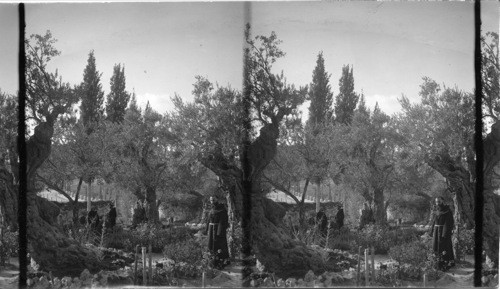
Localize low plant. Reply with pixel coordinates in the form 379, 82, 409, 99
389, 240, 428, 267
378, 238, 443, 285
283, 210, 326, 247
351, 224, 420, 254
327, 227, 353, 251
104, 225, 194, 253
67, 223, 100, 246
162, 238, 204, 264
456, 226, 474, 260
0, 228, 18, 265
227, 222, 243, 259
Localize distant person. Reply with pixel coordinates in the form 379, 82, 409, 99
132, 201, 145, 227
315, 207, 328, 236
335, 205, 345, 230
87, 207, 100, 230
359, 202, 375, 230
79, 212, 87, 226
429, 197, 455, 271
143, 199, 150, 223
56, 211, 65, 229
106, 203, 117, 229
205, 196, 230, 269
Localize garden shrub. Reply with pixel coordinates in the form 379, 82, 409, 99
162, 240, 218, 279
327, 227, 354, 252
104, 227, 137, 252
384, 239, 442, 283
456, 226, 474, 259
351, 225, 420, 254
105, 225, 194, 253
162, 238, 204, 264
389, 240, 428, 267
0, 229, 18, 265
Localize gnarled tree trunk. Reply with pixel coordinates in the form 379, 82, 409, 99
425, 137, 500, 265
249, 186, 325, 278
8, 117, 114, 276
483, 121, 500, 266
144, 186, 160, 223
0, 169, 18, 231
373, 187, 387, 225
203, 123, 326, 278
426, 149, 475, 264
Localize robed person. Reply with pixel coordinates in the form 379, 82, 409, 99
205, 197, 230, 269
429, 197, 455, 271
335, 205, 345, 230
132, 201, 146, 227
359, 202, 375, 230
315, 208, 328, 236
106, 202, 117, 229
87, 207, 100, 229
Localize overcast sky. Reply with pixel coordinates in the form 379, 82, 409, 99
0, 2, 498, 116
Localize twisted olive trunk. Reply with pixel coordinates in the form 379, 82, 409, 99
373, 187, 387, 225
5, 118, 112, 276
483, 121, 500, 266
203, 123, 326, 278
145, 186, 160, 223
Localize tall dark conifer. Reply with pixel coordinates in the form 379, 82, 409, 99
79, 50, 104, 131
308, 52, 333, 127
306, 52, 333, 212
125, 91, 142, 124
334, 65, 359, 125
106, 64, 130, 123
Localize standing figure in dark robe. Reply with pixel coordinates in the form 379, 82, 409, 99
205, 196, 230, 269
335, 205, 345, 230
106, 203, 117, 229
132, 201, 145, 228
87, 207, 100, 235
430, 197, 455, 271
87, 207, 99, 228
143, 199, 150, 223
359, 202, 374, 230
79, 212, 87, 226
315, 208, 328, 237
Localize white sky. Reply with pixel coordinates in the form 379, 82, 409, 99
0, 2, 498, 117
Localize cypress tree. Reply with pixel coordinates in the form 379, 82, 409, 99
307, 52, 334, 213
79, 50, 104, 131
308, 52, 333, 127
106, 64, 130, 123
334, 65, 359, 125
125, 91, 142, 124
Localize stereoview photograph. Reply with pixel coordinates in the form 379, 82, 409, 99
0, 1, 498, 288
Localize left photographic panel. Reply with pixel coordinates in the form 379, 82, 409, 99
15, 2, 246, 288
0, 3, 21, 289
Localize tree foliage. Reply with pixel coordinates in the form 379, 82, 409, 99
334, 65, 359, 125
480, 31, 500, 266
15, 31, 109, 275
106, 64, 130, 123
304, 52, 334, 196
397, 78, 475, 228
0, 91, 18, 228
112, 102, 181, 222
308, 52, 333, 126
79, 50, 104, 130
342, 103, 402, 223
481, 32, 500, 123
